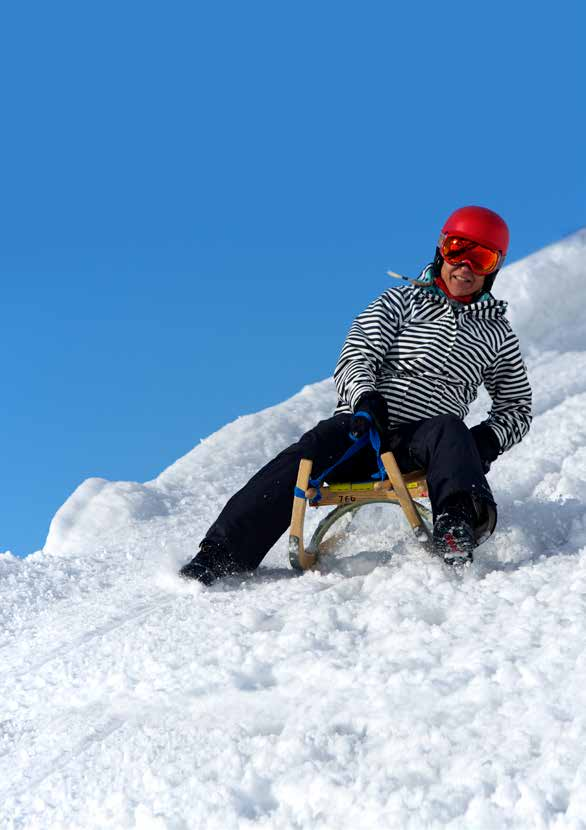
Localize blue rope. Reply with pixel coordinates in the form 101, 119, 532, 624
350, 413, 387, 480
367, 425, 388, 482
295, 412, 387, 504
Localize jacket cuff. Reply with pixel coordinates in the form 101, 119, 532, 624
349, 384, 377, 412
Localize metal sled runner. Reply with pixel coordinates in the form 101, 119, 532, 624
289, 451, 432, 571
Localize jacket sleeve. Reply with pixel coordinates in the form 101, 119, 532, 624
481, 329, 532, 453
334, 288, 408, 410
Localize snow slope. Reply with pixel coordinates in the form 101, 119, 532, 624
2, 230, 586, 829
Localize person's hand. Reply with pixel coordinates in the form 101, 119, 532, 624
470, 423, 500, 473
350, 391, 389, 450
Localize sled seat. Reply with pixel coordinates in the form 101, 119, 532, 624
289, 452, 430, 570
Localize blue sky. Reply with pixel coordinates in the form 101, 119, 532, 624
1, 1, 584, 557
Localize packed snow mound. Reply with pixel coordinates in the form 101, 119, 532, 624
44, 478, 171, 556
3, 228, 586, 829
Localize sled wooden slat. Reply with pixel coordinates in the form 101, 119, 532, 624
380, 451, 426, 537
288, 453, 430, 571
304, 482, 428, 506
288, 459, 317, 570
373, 468, 429, 490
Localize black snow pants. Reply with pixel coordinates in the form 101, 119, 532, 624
204, 413, 495, 572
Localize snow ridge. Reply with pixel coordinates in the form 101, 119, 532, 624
2, 231, 586, 829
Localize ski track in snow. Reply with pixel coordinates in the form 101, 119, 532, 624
2, 231, 586, 829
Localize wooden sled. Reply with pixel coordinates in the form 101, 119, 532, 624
289, 451, 432, 570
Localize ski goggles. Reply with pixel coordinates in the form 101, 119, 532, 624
439, 234, 503, 276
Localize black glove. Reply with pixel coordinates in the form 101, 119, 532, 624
350, 391, 390, 451
470, 423, 500, 473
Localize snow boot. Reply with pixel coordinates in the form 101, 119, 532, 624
179, 539, 238, 585
433, 495, 476, 568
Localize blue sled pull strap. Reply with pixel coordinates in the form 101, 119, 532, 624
350, 411, 386, 481
367, 423, 388, 482
307, 433, 369, 504
298, 412, 387, 505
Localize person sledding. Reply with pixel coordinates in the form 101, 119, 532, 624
180, 206, 532, 584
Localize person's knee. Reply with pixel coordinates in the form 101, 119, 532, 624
280, 419, 328, 459
297, 415, 350, 457
295, 424, 323, 457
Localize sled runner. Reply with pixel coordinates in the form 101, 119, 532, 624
289, 451, 432, 571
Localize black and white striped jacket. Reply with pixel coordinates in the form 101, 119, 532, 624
334, 276, 532, 453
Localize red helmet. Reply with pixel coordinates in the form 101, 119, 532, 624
441, 206, 509, 257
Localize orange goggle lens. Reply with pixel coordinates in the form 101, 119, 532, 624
440, 235, 501, 276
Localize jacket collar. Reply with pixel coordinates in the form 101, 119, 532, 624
414, 264, 508, 315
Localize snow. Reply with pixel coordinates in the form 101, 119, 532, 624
2, 231, 586, 829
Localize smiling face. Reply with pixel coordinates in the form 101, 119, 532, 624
440, 259, 487, 297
